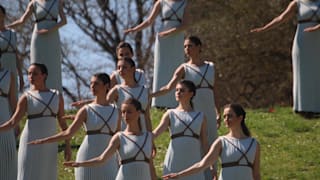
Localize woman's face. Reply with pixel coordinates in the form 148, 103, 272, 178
121, 103, 140, 124
175, 83, 193, 102
223, 107, 241, 128
184, 39, 200, 57
27, 65, 46, 85
90, 76, 107, 96
117, 60, 134, 78
117, 47, 133, 59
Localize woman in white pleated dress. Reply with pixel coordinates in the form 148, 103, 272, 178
107, 57, 152, 132
7, 0, 67, 91
152, 36, 220, 147
29, 73, 120, 180
0, 60, 17, 180
153, 80, 210, 180
0, 5, 24, 96
0, 63, 71, 180
124, 0, 189, 108
251, 0, 320, 117
64, 98, 157, 180
163, 103, 261, 180
72, 57, 151, 132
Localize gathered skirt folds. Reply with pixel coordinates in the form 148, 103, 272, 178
152, 33, 185, 108
30, 27, 62, 91
292, 23, 320, 113
75, 135, 118, 180
17, 117, 58, 180
0, 96, 17, 180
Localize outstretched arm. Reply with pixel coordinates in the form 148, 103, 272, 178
106, 86, 119, 103
152, 111, 170, 138
151, 64, 185, 97
250, 0, 297, 33
6, 1, 34, 29
163, 138, 222, 179
124, 1, 161, 34
28, 106, 87, 145
304, 24, 320, 32
64, 132, 120, 167
0, 95, 27, 132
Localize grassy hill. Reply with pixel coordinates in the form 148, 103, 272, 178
57, 106, 320, 179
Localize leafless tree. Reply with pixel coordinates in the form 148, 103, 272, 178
64, 0, 156, 69
4, 0, 156, 103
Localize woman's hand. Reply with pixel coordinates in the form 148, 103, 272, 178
304, 24, 320, 32
62, 114, 76, 121
63, 161, 80, 167
27, 139, 45, 145
124, 28, 135, 35
250, 27, 266, 33
70, 100, 86, 108
37, 28, 49, 34
158, 31, 170, 37
162, 173, 180, 179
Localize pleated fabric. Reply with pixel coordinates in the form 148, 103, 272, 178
17, 90, 59, 180
75, 104, 119, 180
0, 69, 17, 180
30, 0, 62, 91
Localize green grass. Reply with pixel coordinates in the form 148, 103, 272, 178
57, 106, 320, 179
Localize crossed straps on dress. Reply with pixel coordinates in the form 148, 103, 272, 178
161, 0, 186, 23
120, 132, 150, 165
27, 90, 58, 119
0, 31, 16, 58
170, 111, 201, 140
298, 1, 320, 24
184, 63, 213, 89
86, 104, 116, 136
221, 137, 255, 169
33, 0, 58, 23
0, 70, 9, 98
119, 86, 146, 111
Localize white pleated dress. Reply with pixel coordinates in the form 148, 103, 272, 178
292, 0, 320, 113
115, 84, 149, 131
75, 104, 119, 180
0, 69, 17, 180
0, 29, 18, 97
163, 109, 205, 180
18, 89, 60, 180
116, 132, 153, 180
152, 0, 187, 108
31, 0, 62, 91
219, 136, 257, 180
184, 62, 217, 145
